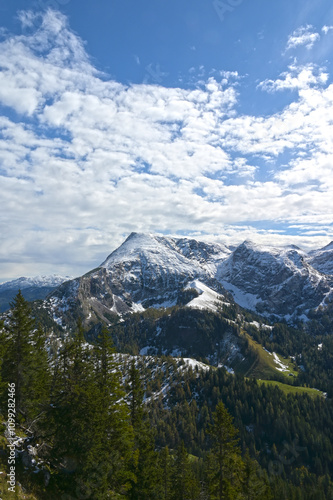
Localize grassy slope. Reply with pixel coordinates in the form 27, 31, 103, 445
230, 331, 324, 398
240, 331, 297, 379
256, 379, 325, 398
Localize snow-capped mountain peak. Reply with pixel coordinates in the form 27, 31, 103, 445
0, 274, 72, 291
0, 274, 73, 313
307, 241, 333, 275
41, 233, 333, 328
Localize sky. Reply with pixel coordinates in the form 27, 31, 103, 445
1, 0, 333, 280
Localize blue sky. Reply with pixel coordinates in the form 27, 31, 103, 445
1, 0, 333, 279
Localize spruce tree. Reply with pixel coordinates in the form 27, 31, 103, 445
91, 325, 134, 497
206, 400, 244, 500
171, 441, 200, 500
47, 323, 91, 465
25, 323, 51, 426
4, 291, 34, 415
157, 446, 173, 500
127, 359, 158, 499
47, 322, 134, 498
242, 451, 272, 500
46, 321, 102, 496
1, 291, 47, 423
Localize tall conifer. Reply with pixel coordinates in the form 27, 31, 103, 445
47, 322, 134, 498
206, 400, 244, 499
2, 291, 49, 424
171, 441, 200, 500
4, 291, 35, 416
91, 325, 134, 497
127, 359, 158, 499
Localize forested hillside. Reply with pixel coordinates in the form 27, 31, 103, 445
1, 292, 333, 499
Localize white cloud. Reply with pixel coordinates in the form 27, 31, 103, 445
322, 25, 333, 35
276, 153, 333, 189
258, 64, 328, 93
285, 25, 320, 51
1, 10, 333, 278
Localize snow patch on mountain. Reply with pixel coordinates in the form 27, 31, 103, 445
185, 280, 229, 312
273, 352, 289, 372
220, 281, 260, 310
180, 358, 211, 372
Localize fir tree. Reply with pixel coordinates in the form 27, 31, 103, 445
171, 441, 200, 500
242, 451, 272, 500
91, 325, 134, 497
25, 323, 51, 426
1, 291, 46, 422
206, 400, 244, 500
127, 359, 158, 499
157, 446, 173, 500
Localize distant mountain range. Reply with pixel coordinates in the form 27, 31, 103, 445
0, 275, 72, 312
31, 232, 333, 329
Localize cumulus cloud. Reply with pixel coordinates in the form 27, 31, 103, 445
1, 10, 333, 278
285, 25, 320, 51
258, 64, 328, 93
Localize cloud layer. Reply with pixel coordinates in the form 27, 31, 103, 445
1, 10, 333, 278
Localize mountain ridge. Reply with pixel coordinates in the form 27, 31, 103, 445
36, 233, 333, 329
0, 274, 72, 313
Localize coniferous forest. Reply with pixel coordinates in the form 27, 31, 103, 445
1, 291, 333, 499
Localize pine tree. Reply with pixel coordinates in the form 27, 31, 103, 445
171, 441, 200, 500
206, 400, 244, 500
47, 322, 134, 498
157, 446, 173, 500
242, 451, 272, 500
127, 359, 158, 499
91, 325, 134, 497
25, 323, 51, 426
1, 291, 47, 423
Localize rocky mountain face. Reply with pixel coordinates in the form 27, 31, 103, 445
45, 233, 230, 328
217, 241, 333, 319
307, 242, 333, 275
40, 233, 333, 328
0, 275, 72, 312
